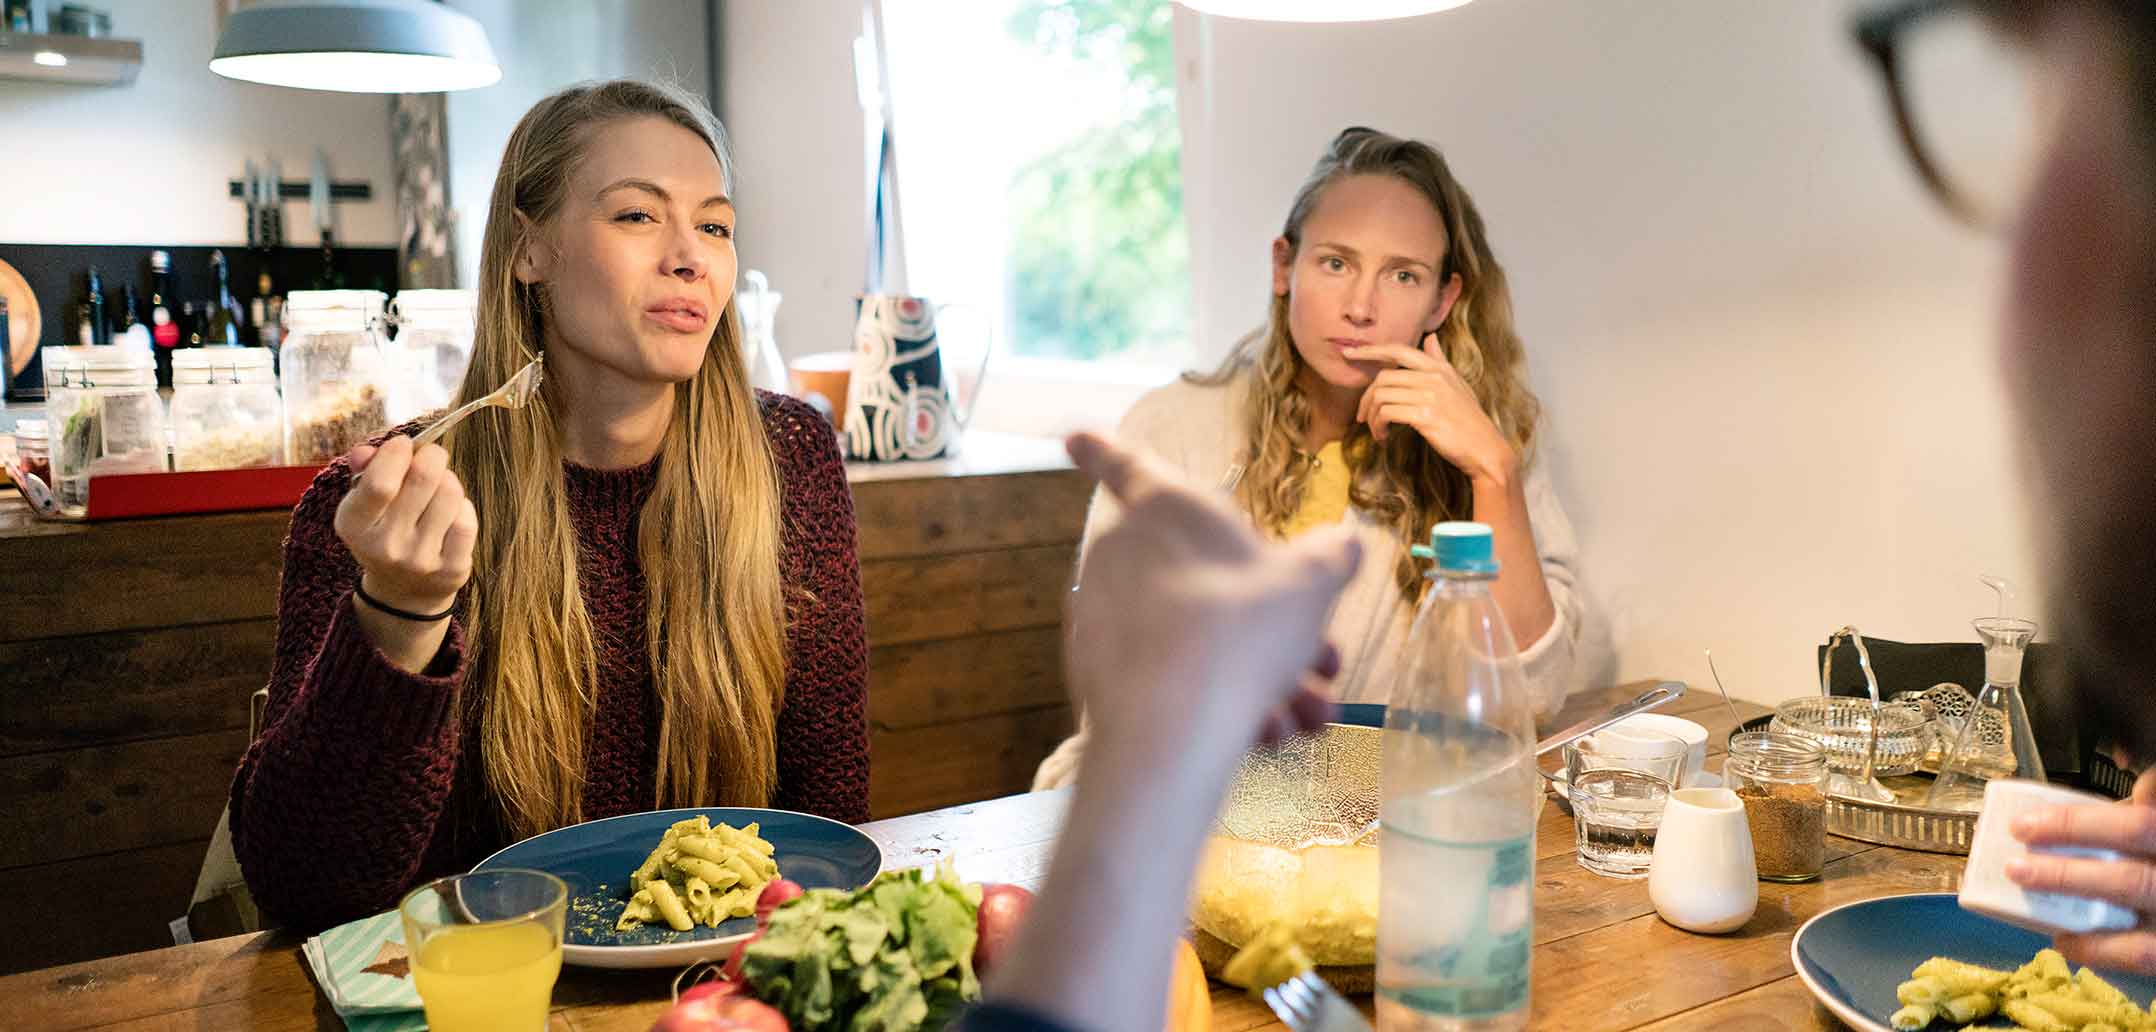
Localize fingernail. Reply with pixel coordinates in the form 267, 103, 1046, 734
2012, 814, 2039, 837
2006, 858, 2033, 882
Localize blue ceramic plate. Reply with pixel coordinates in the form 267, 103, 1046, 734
473, 806, 883, 969
1792, 893, 2156, 1030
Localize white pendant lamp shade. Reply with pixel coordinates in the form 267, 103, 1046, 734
211, 0, 501, 94
1176, 0, 1475, 21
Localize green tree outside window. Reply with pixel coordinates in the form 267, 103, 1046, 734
1006, 0, 1190, 362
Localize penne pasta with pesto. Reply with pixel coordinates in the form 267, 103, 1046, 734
614, 816, 780, 932
1889, 950, 2156, 1031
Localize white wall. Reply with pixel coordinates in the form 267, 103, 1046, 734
0, 0, 398, 246
1177, 0, 2043, 700
705, 1, 2048, 703
719, 0, 870, 361
443, 0, 711, 289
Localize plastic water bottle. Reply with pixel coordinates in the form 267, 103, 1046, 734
1378, 521, 1538, 1032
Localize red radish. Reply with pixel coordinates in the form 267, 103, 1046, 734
755, 879, 803, 926
972, 883, 1035, 978
649, 993, 789, 1032
677, 978, 743, 1006
724, 926, 765, 983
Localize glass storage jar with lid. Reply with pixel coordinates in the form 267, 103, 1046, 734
171, 347, 284, 471
386, 289, 478, 418
41, 345, 167, 516
13, 417, 51, 488
281, 290, 393, 465
1726, 731, 1831, 882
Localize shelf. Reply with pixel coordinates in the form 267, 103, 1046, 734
0, 30, 141, 86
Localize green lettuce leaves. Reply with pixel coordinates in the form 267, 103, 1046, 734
740, 863, 984, 1031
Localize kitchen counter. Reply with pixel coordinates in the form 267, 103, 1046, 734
0, 429, 1090, 974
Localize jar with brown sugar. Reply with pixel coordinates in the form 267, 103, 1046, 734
1727, 731, 1829, 882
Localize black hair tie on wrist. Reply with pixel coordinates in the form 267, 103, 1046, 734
354, 582, 456, 623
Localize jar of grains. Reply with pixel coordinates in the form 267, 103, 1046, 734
1726, 731, 1830, 883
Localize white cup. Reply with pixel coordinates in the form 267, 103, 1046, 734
1961, 779, 2138, 935
1649, 787, 1758, 934
1607, 714, 1711, 785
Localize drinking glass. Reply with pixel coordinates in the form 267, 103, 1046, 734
399, 869, 568, 1032
1568, 728, 1688, 879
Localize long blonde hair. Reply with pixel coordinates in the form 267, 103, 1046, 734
1197, 126, 1540, 597
443, 80, 788, 840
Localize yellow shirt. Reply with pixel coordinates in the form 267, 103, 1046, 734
1281, 440, 1352, 537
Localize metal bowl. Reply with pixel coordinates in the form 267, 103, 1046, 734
1769, 697, 1931, 777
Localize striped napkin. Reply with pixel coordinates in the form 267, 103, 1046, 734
301, 909, 429, 1032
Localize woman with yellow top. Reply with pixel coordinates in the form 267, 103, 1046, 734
1034, 126, 1585, 789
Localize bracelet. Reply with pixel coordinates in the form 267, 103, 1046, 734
354, 582, 456, 623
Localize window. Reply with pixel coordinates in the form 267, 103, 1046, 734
880, 0, 1190, 367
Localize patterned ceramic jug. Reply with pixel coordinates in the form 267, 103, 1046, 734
842, 294, 990, 461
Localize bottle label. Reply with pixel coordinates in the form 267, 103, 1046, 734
152, 309, 179, 348
1380, 832, 1533, 1020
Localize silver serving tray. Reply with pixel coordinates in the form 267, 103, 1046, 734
1735, 715, 1976, 855
1825, 775, 1976, 855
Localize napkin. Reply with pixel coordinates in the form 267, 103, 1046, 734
301, 908, 430, 1032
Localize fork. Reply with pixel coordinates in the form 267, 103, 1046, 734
350, 354, 543, 483
1263, 971, 1373, 1032
410, 353, 545, 448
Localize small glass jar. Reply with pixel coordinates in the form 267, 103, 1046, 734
386, 289, 478, 419
1726, 731, 1830, 883
281, 291, 393, 465
14, 418, 51, 488
41, 345, 167, 516
171, 348, 284, 472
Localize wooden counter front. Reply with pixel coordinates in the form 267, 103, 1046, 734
0, 432, 1087, 974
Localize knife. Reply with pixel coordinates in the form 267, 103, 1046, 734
1535, 680, 1687, 757
310, 149, 331, 240
265, 156, 284, 248
244, 158, 259, 248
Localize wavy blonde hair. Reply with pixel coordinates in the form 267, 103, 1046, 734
442, 80, 787, 840
1196, 127, 1541, 597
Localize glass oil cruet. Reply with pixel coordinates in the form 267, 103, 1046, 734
1925, 576, 2046, 813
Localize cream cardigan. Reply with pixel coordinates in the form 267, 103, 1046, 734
1031, 368, 1587, 790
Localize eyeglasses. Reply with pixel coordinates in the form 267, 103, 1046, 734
1851, 0, 2049, 230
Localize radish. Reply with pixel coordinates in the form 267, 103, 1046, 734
724, 926, 765, 984
973, 883, 1035, 979
755, 879, 803, 927
649, 992, 789, 1032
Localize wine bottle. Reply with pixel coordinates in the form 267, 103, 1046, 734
252, 270, 284, 355
0, 294, 11, 400
147, 250, 180, 388
207, 250, 244, 347
84, 267, 111, 347
116, 285, 153, 357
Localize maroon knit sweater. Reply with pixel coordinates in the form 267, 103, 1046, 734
230, 392, 869, 933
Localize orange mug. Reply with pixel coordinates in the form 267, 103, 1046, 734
787, 351, 853, 427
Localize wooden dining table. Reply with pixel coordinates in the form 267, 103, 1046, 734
0, 685, 1958, 1031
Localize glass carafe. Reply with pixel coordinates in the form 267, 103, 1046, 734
1925, 617, 2045, 812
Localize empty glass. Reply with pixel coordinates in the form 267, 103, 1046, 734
1568, 728, 1688, 880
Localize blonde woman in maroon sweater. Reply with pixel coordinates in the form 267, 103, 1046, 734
230, 80, 869, 932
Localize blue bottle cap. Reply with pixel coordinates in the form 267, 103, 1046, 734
1409, 521, 1499, 575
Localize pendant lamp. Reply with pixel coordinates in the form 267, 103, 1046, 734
211, 0, 500, 94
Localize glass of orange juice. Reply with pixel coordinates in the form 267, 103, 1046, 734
398, 869, 568, 1032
